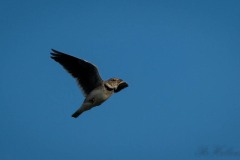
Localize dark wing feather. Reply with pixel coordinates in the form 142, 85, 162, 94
50, 49, 103, 96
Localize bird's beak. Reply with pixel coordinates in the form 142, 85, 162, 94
114, 81, 128, 93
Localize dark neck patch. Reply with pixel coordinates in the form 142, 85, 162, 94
104, 84, 114, 91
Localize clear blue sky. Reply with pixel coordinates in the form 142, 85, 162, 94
1, 0, 240, 160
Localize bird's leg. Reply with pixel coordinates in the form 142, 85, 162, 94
89, 98, 95, 104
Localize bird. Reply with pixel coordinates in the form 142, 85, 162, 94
50, 49, 128, 118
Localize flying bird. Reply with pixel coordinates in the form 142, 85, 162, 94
50, 49, 128, 118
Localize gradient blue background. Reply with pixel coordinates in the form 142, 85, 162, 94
1, 0, 240, 159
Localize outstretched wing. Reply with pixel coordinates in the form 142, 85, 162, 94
51, 49, 103, 96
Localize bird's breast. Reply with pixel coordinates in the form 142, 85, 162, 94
88, 88, 113, 105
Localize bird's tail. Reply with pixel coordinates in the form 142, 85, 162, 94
72, 109, 84, 118
71, 104, 92, 118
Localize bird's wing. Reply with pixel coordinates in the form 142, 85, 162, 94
51, 49, 103, 96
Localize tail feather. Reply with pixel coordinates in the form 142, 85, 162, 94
72, 109, 84, 118
72, 103, 94, 118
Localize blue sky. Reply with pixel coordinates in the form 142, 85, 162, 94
1, 0, 240, 159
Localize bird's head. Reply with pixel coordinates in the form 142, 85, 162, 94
104, 78, 128, 93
